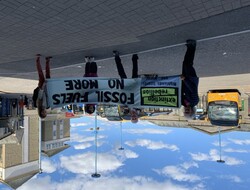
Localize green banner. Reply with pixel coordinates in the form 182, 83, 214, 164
140, 75, 181, 108
141, 87, 178, 107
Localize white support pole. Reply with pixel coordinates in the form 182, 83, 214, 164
39, 117, 43, 173
92, 105, 101, 178
217, 126, 225, 163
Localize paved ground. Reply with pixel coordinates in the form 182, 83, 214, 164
0, 1, 250, 95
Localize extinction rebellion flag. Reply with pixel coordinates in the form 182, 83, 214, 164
140, 75, 181, 107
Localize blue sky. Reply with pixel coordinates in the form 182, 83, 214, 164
1, 116, 250, 190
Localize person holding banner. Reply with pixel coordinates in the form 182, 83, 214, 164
181, 39, 199, 118
84, 56, 98, 114
84, 56, 98, 77
113, 51, 140, 123
113, 51, 138, 79
32, 54, 52, 119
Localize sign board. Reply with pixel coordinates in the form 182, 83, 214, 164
141, 75, 181, 108
46, 77, 141, 109
46, 76, 181, 109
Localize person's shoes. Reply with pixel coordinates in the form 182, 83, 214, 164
36, 54, 41, 62
46, 56, 52, 60
85, 56, 90, 63
113, 50, 120, 57
89, 56, 95, 62
186, 39, 196, 48
132, 54, 138, 61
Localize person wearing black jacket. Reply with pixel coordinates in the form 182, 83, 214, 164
181, 39, 199, 118
113, 51, 140, 123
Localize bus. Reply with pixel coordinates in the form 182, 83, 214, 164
207, 89, 241, 126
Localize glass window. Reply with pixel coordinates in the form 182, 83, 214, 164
208, 101, 238, 121
53, 125, 57, 139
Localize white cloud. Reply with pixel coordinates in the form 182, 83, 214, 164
123, 149, 138, 158
19, 175, 197, 190
41, 158, 57, 173
212, 140, 229, 147
70, 122, 88, 127
97, 140, 106, 147
229, 138, 250, 145
69, 133, 91, 143
180, 162, 199, 170
219, 175, 242, 183
189, 149, 245, 166
113, 147, 139, 159
155, 165, 201, 183
223, 148, 249, 153
74, 142, 92, 150
125, 139, 179, 151
18, 176, 57, 190
125, 128, 172, 135
222, 156, 245, 165
60, 152, 123, 174
189, 152, 210, 161
70, 133, 106, 143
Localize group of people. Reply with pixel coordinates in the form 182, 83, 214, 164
33, 39, 199, 122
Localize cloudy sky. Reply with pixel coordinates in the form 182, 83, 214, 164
1, 116, 250, 190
